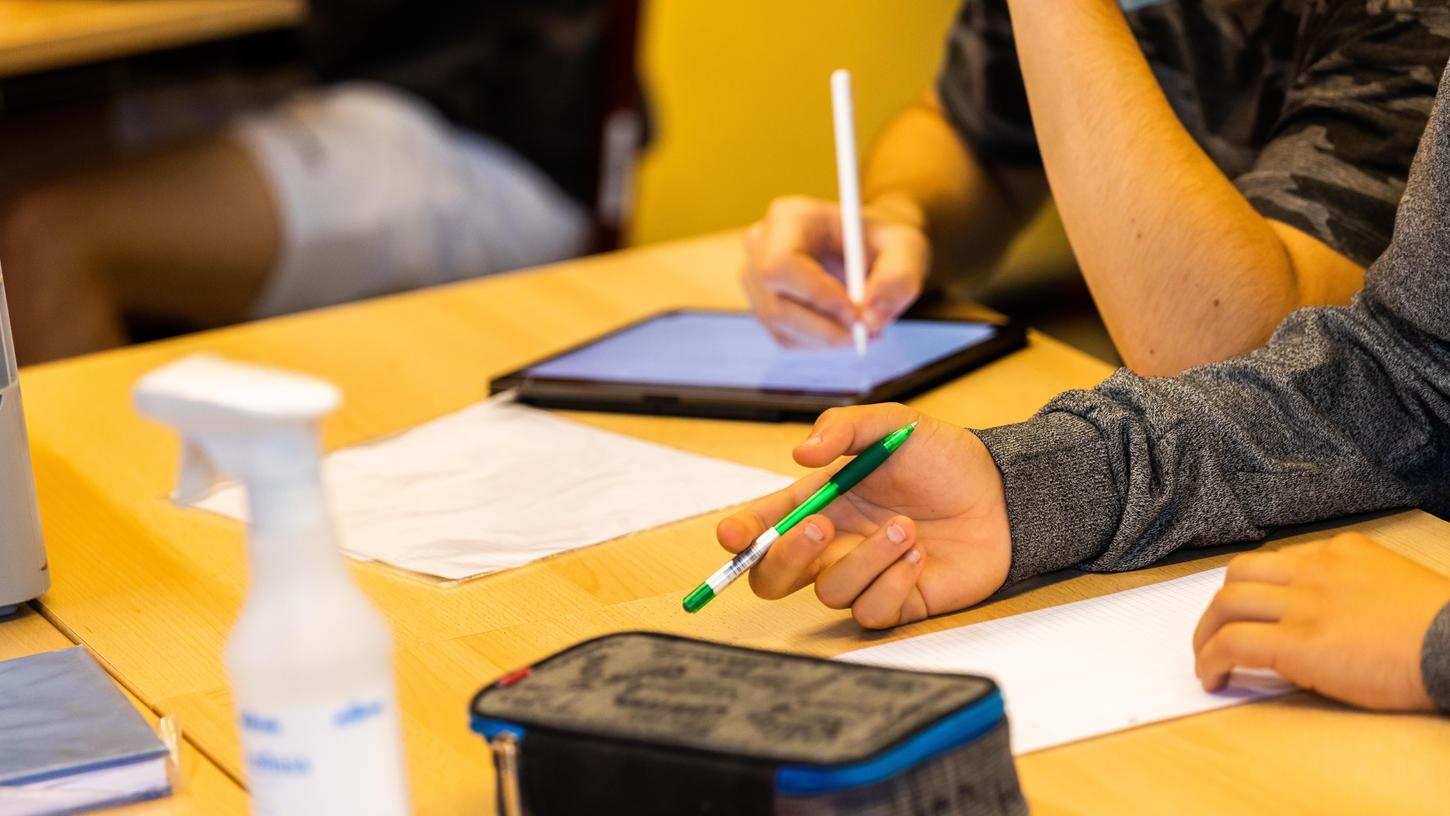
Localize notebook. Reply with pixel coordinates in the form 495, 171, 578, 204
838, 567, 1294, 755
0, 647, 171, 816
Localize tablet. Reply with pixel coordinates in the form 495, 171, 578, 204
490, 310, 1025, 421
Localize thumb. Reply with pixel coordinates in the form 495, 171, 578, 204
794, 403, 921, 468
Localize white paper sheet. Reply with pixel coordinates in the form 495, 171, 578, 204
838, 568, 1294, 755
194, 397, 792, 580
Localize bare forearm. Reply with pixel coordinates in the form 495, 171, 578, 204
1005, 0, 1362, 374
862, 91, 1046, 291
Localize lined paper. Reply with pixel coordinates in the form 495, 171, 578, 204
838, 568, 1293, 754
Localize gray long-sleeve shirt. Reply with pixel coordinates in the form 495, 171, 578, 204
974, 63, 1450, 713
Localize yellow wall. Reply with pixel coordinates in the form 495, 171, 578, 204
627, 0, 962, 246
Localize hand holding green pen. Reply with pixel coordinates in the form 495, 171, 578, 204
700, 403, 1014, 629
684, 420, 917, 613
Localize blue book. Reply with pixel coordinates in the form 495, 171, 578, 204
0, 646, 171, 815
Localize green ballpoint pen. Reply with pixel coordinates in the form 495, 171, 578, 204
682, 421, 917, 613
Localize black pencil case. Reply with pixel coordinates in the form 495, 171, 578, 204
469, 631, 1026, 815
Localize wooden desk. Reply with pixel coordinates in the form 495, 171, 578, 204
0, 605, 247, 814
16, 232, 1450, 813
0, 0, 303, 78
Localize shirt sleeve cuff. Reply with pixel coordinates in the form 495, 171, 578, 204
972, 412, 1120, 584
1420, 600, 1450, 713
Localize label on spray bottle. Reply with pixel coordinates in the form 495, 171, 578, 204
240, 683, 410, 815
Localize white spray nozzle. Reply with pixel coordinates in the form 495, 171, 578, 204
134, 354, 341, 504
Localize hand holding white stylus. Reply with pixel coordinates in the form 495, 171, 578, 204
831, 69, 870, 356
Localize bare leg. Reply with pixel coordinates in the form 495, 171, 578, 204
0, 136, 280, 364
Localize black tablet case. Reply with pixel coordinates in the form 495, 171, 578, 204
490, 310, 1027, 422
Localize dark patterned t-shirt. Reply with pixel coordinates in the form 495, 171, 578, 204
938, 0, 1450, 266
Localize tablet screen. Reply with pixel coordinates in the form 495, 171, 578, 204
525, 312, 999, 395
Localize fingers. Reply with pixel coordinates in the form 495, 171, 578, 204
755, 197, 842, 261
749, 513, 835, 600
1224, 550, 1298, 586
742, 195, 935, 345
741, 253, 852, 349
743, 198, 856, 336
852, 547, 928, 629
757, 252, 855, 327
716, 472, 831, 553
794, 403, 921, 468
1194, 554, 1297, 675
1192, 582, 1290, 653
1195, 621, 1289, 692
743, 222, 764, 256
766, 296, 854, 349
815, 517, 916, 609
861, 225, 929, 333
742, 264, 803, 347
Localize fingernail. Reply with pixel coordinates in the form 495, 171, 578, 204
887, 522, 906, 545
863, 306, 883, 330
801, 434, 822, 447
803, 522, 825, 543
905, 547, 923, 564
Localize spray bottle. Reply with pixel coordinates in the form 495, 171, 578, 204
135, 355, 410, 816
0, 266, 48, 618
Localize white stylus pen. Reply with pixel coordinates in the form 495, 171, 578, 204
831, 68, 870, 356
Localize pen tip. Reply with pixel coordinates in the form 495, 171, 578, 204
908, 421, 919, 429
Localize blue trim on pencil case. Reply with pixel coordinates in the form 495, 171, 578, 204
773, 691, 1006, 795
470, 718, 526, 741
471, 691, 1005, 796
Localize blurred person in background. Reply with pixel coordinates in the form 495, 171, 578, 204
0, 0, 643, 364
741, 1, 1450, 375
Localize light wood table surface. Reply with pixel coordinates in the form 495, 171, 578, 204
0, 605, 247, 814
17, 232, 1450, 813
0, 0, 303, 78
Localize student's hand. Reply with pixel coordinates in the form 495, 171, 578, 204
741, 196, 931, 348
1194, 533, 1450, 711
715, 403, 1011, 628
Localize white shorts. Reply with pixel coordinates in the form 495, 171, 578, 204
231, 83, 591, 319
